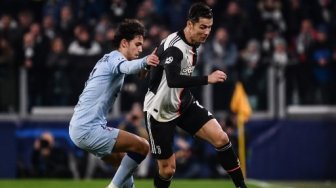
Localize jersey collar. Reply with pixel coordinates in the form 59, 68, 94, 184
177, 30, 200, 48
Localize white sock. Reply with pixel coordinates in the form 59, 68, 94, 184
122, 176, 135, 188
109, 155, 138, 188
106, 183, 118, 188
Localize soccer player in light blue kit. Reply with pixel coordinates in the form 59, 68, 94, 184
69, 19, 159, 188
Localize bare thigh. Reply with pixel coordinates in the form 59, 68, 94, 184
195, 119, 229, 148
112, 129, 149, 155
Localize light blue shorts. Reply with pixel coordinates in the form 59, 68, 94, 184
69, 124, 120, 158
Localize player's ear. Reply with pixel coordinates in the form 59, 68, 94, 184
187, 20, 193, 30
120, 39, 129, 48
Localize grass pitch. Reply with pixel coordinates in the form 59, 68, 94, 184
0, 179, 335, 188
0, 179, 253, 188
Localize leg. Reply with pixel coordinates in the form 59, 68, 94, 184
144, 112, 176, 188
195, 119, 229, 147
122, 176, 134, 188
195, 119, 247, 188
112, 130, 149, 155
154, 155, 176, 188
102, 152, 125, 167
136, 154, 150, 178
105, 130, 149, 188
176, 101, 245, 187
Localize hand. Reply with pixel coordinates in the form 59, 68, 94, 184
207, 70, 227, 84
146, 48, 159, 67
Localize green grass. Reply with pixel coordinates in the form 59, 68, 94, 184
0, 179, 335, 188
260, 180, 336, 188
0, 179, 254, 188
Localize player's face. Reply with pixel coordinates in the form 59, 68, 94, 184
189, 18, 213, 45
125, 35, 144, 60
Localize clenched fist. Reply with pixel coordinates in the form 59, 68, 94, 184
207, 70, 227, 84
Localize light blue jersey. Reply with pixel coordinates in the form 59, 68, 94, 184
69, 50, 147, 157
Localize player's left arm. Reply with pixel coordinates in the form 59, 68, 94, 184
117, 57, 147, 74
118, 48, 159, 75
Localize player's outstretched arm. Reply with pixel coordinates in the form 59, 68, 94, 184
119, 48, 159, 75
207, 70, 227, 84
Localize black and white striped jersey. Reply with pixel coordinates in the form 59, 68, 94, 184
144, 30, 208, 122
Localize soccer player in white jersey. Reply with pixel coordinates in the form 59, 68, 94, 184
143, 3, 247, 188
69, 19, 159, 188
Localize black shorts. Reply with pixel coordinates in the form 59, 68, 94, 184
145, 100, 214, 159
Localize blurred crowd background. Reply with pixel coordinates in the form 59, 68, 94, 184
1, 0, 336, 180
1, 0, 336, 113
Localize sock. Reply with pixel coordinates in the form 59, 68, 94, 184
122, 176, 135, 188
216, 142, 247, 188
154, 173, 171, 188
107, 177, 135, 188
106, 183, 118, 188
127, 151, 146, 164
109, 153, 145, 188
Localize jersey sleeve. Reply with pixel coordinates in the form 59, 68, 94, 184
164, 47, 208, 88
117, 57, 147, 74
108, 53, 147, 74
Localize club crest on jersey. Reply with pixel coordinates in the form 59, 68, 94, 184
165, 56, 173, 64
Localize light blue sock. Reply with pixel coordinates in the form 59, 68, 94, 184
122, 176, 135, 188
110, 155, 138, 188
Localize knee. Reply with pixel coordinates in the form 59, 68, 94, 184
160, 163, 176, 178
212, 132, 230, 148
139, 137, 150, 156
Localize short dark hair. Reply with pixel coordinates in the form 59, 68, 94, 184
113, 19, 145, 48
188, 3, 213, 23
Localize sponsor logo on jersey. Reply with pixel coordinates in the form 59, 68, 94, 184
186, 55, 193, 65
165, 56, 173, 64
181, 66, 194, 75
